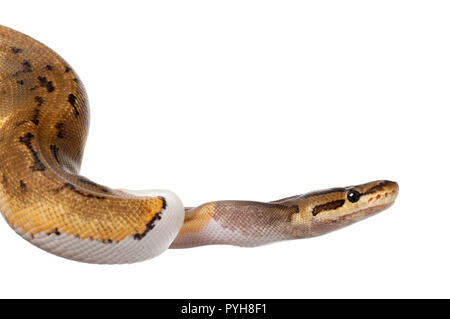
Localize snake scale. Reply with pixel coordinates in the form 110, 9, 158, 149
0, 25, 398, 264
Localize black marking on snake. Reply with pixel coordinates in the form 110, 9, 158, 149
13, 60, 32, 77
65, 66, 72, 73
22, 60, 32, 72
73, 78, 79, 83
312, 200, 345, 216
34, 96, 44, 107
78, 178, 109, 193
55, 122, 65, 139
46, 65, 53, 71
31, 108, 40, 125
54, 182, 106, 200
48, 228, 61, 236
67, 93, 79, 116
17, 80, 24, 85
10, 47, 22, 54
302, 188, 346, 200
37, 76, 55, 93
15, 120, 27, 128
50, 145, 60, 164
31, 97, 44, 125
19, 180, 27, 191
134, 196, 166, 240
160, 196, 167, 210
362, 181, 389, 195
18, 133, 46, 171
1, 174, 7, 188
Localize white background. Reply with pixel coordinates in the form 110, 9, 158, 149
0, 1, 449, 298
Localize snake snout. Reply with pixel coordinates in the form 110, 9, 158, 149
363, 180, 399, 205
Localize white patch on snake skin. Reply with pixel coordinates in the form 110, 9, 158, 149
170, 216, 281, 249
15, 190, 184, 264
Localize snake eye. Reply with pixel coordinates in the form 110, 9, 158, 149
347, 190, 360, 203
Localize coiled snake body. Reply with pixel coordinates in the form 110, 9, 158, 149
0, 26, 398, 264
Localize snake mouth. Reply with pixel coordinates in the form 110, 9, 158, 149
304, 200, 397, 239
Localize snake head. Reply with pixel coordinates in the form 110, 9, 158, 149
289, 180, 399, 237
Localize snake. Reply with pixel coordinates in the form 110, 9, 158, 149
0, 25, 399, 264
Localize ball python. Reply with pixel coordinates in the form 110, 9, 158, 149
0, 25, 399, 264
